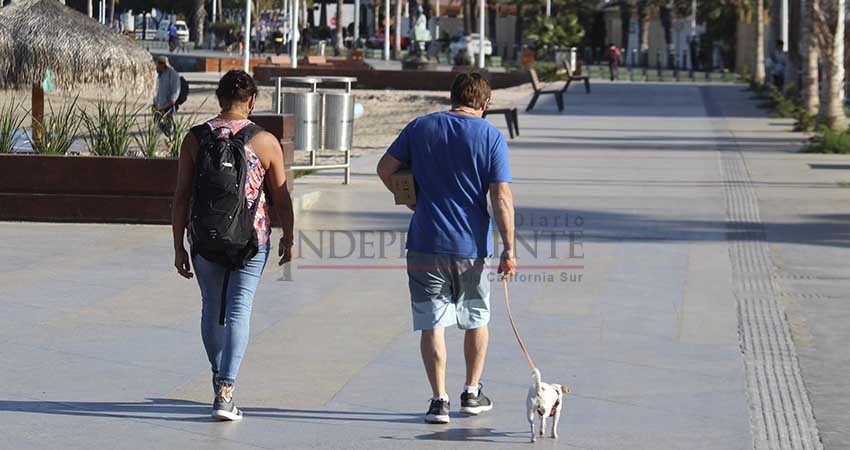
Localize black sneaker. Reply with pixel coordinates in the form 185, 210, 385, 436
424, 398, 450, 424
212, 383, 243, 421
460, 384, 493, 414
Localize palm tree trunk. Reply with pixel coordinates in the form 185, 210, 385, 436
193, 0, 206, 47
464, 0, 472, 35
637, 0, 650, 65
336, 0, 345, 54
87, 0, 93, 18
820, 0, 847, 130
801, 0, 819, 114
394, 0, 403, 58
108, 0, 116, 27
619, 0, 631, 51
753, 0, 766, 83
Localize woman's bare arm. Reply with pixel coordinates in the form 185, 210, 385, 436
256, 132, 295, 265
172, 133, 197, 278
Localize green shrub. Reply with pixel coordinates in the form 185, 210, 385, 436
26, 97, 82, 155
0, 99, 25, 154
804, 126, 850, 154
80, 98, 142, 157
534, 61, 561, 82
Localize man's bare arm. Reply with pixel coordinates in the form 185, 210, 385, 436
489, 182, 516, 277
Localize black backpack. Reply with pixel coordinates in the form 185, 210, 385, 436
189, 123, 264, 324
176, 76, 190, 107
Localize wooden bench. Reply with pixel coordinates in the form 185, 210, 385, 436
306, 55, 330, 65
526, 68, 565, 112
561, 60, 591, 94
483, 107, 519, 139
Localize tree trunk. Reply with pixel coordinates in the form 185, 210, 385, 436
514, 0, 522, 57
820, 0, 847, 130
753, 0, 766, 83
335, 0, 345, 54
394, 0, 403, 58
619, 0, 631, 51
660, 5, 673, 68
108, 0, 116, 27
87, 0, 93, 18
637, 0, 650, 53
464, 0, 472, 35
193, 0, 206, 47
801, 0, 819, 114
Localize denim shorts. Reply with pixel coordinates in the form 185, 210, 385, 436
406, 250, 491, 331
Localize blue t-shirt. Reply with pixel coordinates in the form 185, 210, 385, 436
387, 111, 511, 259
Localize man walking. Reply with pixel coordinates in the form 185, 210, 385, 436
604, 43, 622, 81
376, 73, 517, 424
153, 56, 181, 137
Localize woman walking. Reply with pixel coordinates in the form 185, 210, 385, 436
172, 70, 295, 421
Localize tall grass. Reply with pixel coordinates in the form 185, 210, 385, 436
0, 99, 25, 154
26, 97, 82, 155
80, 98, 142, 157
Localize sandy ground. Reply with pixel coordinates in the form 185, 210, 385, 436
0, 82, 531, 163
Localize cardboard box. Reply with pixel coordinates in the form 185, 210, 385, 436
390, 169, 417, 206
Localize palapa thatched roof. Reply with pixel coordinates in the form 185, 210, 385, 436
0, 0, 154, 93
0, 22, 12, 86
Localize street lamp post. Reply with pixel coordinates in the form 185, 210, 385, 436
384, 0, 390, 60
243, 0, 251, 72
290, 0, 299, 68
478, 0, 485, 68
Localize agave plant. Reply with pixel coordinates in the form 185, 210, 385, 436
167, 99, 208, 158
80, 97, 142, 157
134, 109, 164, 157
26, 96, 82, 155
0, 99, 26, 154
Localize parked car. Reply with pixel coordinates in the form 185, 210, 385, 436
449, 34, 492, 60
155, 20, 189, 43
366, 32, 410, 50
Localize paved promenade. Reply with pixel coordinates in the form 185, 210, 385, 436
2, 82, 848, 450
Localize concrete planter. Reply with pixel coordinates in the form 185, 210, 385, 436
0, 114, 295, 224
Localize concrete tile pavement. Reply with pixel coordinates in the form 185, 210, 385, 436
3, 81, 841, 449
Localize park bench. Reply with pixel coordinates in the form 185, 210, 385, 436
561, 60, 591, 94
526, 68, 565, 112
483, 107, 519, 139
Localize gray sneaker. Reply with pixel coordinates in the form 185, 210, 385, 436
424, 398, 450, 424
212, 383, 243, 421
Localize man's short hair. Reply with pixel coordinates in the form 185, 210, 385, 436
156, 56, 170, 67
451, 72, 491, 110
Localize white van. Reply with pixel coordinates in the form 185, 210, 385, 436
156, 20, 189, 43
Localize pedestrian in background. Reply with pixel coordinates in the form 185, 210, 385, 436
153, 56, 180, 136
604, 43, 623, 82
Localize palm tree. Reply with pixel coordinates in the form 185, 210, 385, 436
335, 0, 344, 54
394, 0, 402, 58
753, 0, 765, 83
192, 0, 206, 47
801, 0, 819, 115
637, 0, 651, 64
818, 0, 848, 130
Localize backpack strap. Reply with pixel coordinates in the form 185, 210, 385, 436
189, 123, 214, 148
230, 123, 264, 148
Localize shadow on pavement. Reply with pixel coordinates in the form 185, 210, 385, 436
0, 398, 423, 424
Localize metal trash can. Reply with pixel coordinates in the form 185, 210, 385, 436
276, 77, 322, 151
318, 77, 357, 151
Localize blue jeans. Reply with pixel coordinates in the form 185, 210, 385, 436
193, 244, 269, 388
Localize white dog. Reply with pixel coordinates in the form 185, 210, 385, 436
526, 368, 569, 443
